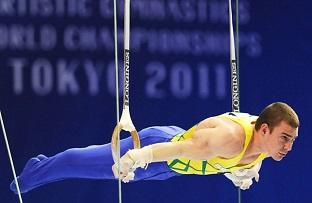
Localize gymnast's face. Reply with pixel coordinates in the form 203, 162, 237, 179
263, 121, 298, 161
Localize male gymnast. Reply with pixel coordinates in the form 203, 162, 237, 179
10, 102, 299, 193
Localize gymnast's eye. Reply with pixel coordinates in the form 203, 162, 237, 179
280, 136, 289, 143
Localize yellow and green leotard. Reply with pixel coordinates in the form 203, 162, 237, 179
167, 112, 268, 175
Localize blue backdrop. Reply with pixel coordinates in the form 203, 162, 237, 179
1, 0, 311, 202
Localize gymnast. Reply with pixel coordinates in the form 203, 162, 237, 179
10, 102, 299, 193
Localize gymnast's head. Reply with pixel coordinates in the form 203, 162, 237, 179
255, 102, 299, 161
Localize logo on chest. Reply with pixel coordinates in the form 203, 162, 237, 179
214, 163, 229, 172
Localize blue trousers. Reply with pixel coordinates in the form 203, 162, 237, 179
10, 126, 184, 193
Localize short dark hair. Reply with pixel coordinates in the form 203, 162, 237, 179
255, 102, 299, 132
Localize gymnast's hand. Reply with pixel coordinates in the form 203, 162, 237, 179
112, 146, 153, 183
112, 152, 136, 183
224, 162, 262, 190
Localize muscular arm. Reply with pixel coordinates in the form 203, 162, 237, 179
148, 117, 243, 162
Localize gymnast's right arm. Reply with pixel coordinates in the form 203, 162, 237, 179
113, 119, 239, 181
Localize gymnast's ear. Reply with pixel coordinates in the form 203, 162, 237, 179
259, 123, 270, 136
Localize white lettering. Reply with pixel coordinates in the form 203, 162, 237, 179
170, 63, 192, 98
0, 0, 92, 17
9, 58, 27, 95
145, 61, 166, 98
0, 24, 57, 50
57, 59, 79, 95
40, 25, 57, 50
84, 60, 103, 95
198, 63, 210, 98
145, 61, 226, 99
32, 58, 53, 95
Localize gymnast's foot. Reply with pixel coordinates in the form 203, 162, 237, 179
10, 154, 48, 194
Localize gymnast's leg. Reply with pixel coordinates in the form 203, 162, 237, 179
10, 126, 183, 194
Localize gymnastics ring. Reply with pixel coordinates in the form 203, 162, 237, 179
111, 123, 141, 164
